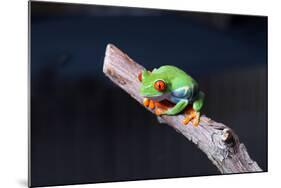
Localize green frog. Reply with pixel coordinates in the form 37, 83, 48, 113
138, 65, 205, 126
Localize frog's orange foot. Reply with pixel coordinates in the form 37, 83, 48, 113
182, 107, 200, 127
182, 116, 192, 125
192, 112, 200, 127
155, 107, 167, 116
143, 98, 155, 110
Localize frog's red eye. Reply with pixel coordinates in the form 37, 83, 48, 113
138, 72, 142, 82
154, 80, 166, 91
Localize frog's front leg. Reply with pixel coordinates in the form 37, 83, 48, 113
161, 99, 188, 115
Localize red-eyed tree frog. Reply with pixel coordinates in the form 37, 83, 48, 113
138, 65, 205, 126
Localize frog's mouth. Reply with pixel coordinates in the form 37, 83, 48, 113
144, 92, 170, 102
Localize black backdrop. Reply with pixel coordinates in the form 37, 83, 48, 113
30, 2, 267, 187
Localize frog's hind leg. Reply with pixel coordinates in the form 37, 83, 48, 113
193, 91, 204, 112
191, 91, 205, 126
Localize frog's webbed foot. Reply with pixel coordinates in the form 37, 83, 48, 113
182, 106, 200, 127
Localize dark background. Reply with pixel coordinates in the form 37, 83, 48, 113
30, 1, 268, 187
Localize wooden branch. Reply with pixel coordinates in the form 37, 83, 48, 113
103, 44, 262, 174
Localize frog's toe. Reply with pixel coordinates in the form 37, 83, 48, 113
143, 98, 150, 107
155, 107, 166, 116
192, 112, 200, 127
148, 100, 155, 109
182, 116, 192, 125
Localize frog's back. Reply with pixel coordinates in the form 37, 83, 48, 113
153, 65, 197, 89
153, 65, 192, 80
153, 65, 182, 74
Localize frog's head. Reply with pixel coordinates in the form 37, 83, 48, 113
138, 69, 171, 101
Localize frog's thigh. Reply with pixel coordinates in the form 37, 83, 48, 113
193, 91, 205, 112
165, 100, 188, 115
